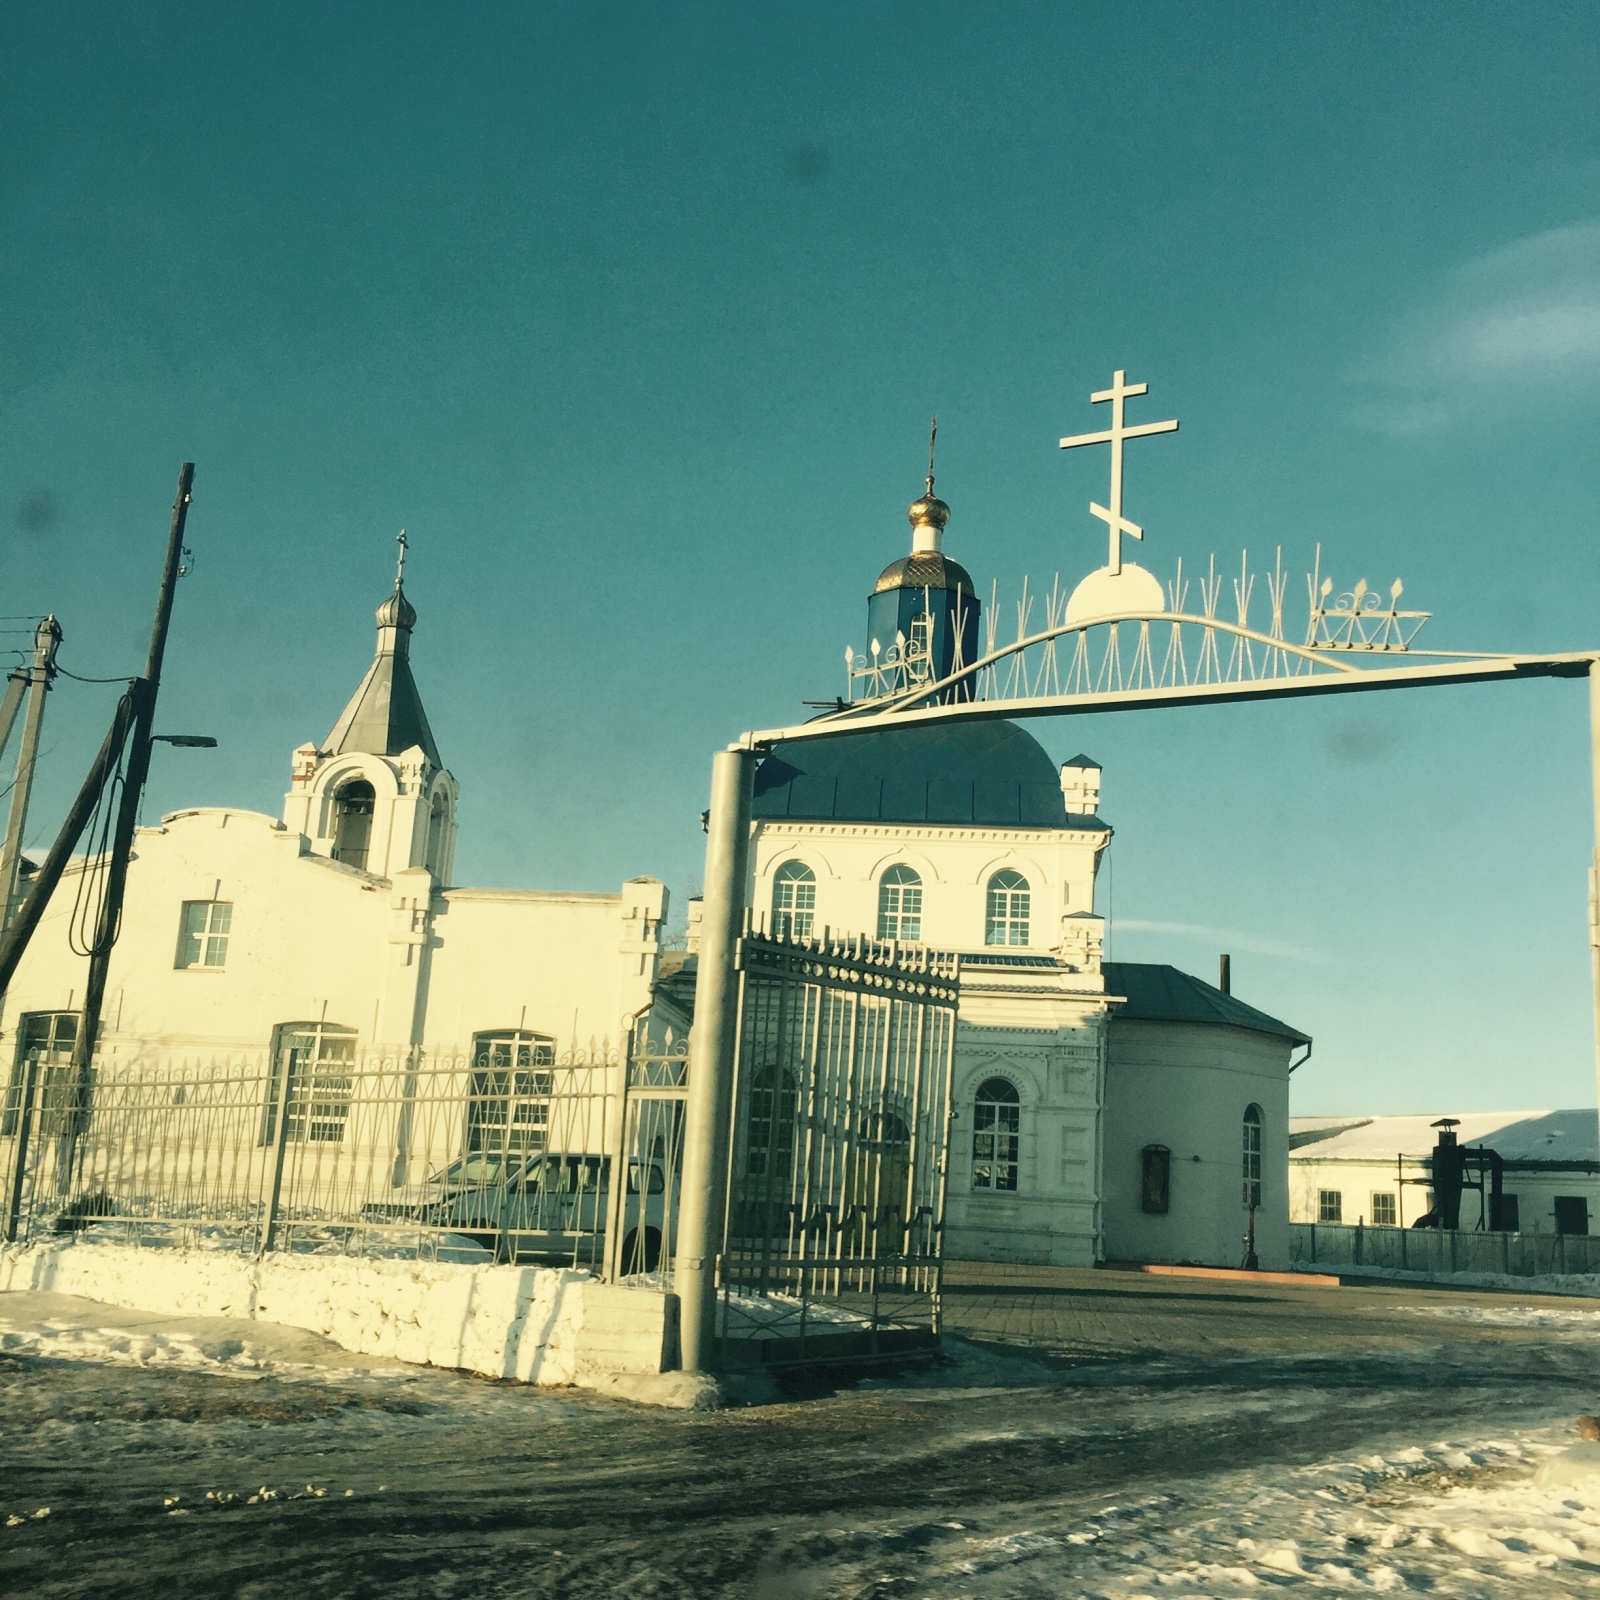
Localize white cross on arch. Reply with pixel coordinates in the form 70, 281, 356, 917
1059, 369, 1178, 575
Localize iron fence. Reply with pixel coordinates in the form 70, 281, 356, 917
1291, 1220, 1600, 1278
716, 931, 961, 1367
0, 1041, 642, 1268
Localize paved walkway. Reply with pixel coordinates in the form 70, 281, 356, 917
941, 1258, 1599, 1364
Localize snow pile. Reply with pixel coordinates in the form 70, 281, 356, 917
51, 1220, 495, 1264
1395, 1302, 1600, 1330
0, 1319, 273, 1373
0, 1235, 675, 1389
931, 1435, 1600, 1594
1295, 1258, 1600, 1299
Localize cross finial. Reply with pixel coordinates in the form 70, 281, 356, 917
395, 528, 408, 587
1059, 370, 1178, 575
926, 415, 938, 498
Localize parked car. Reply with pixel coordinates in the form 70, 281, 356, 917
364, 1151, 670, 1270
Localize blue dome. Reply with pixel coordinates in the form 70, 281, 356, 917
752, 720, 1104, 830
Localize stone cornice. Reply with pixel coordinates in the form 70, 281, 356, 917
750, 821, 1106, 846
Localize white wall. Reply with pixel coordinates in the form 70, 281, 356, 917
1101, 1020, 1292, 1270
0, 807, 664, 1065
749, 819, 1104, 961
1289, 1156, 1600, 1236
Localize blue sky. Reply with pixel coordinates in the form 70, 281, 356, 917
3, 2, 1598, 1115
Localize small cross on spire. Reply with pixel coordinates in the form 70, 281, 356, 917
1059, 370, 1178, 575
925, 415, 938, 499
395, 528, 409, 587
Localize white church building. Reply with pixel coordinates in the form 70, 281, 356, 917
0, 565, 667, 1085
3, 472, 1310, 1275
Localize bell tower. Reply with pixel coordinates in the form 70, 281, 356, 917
860, 422, 982, 702
283, 533, 459, 884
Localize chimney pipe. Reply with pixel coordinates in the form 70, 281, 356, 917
1219, 953, 1231, 995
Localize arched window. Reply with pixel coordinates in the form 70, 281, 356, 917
468, 1030, 556, 1154
331, 779, 375, 871
985, 869, 1031, 946
972, 1076, 1020, 1192
263, 1021, 358, 1144
425, 793, 450, 877
771, 860, 816, 939
877, 864, 922, 942
1243, 1103, 1263, 1209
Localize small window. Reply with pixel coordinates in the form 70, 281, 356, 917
877, 864, 922, 942
176, 900, 232, 969
1140, 1145, 1171, 1214
1242, 1103, 1263, 1209
985, 870, 1031, 947
1318, 1189, 1343, 1223
332, 779, 375, 870
772, 860, 816, 940
1370, 1191, 1397, 1227
263, 1022, 357, 1145
972, 1077, 1020, 1192
1555, 1196, 1590, 1236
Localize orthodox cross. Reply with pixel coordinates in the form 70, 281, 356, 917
395, 528, 409, 586
1059, 370, 1178, 575
926, 415, 938, 497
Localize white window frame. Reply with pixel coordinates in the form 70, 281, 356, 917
771, 860, 816, 940
985, 870, 1031, 947
1243, 1103, 1263, 1208
877, 865, 923, 942
176, 900, 232, 969
263, 1021, 358, 1145
972, 1077, 1021, 1192
1318, 1188, 1343, 1223
1370, 1191, 1397, 1227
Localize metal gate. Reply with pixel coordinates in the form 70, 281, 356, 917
716, 931, 960, 1368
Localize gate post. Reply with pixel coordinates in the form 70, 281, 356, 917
1589, 661, 1600, 1111
678, 745, 754, 1373
2, 1053, 41, 1244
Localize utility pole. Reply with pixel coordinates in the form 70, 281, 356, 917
59, 466, 194, 1184
0, 616, 63, 929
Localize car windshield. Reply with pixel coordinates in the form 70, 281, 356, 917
433, 1154, 519, 1187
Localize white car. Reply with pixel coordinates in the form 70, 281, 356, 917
366, 1151, 670, 1270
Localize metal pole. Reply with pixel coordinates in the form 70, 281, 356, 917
677, 745, 754, 1374
0, 617, 62, 929
1590, 661, 1600, 1112
58, 466, 193, 1190
0, 675, 27, 782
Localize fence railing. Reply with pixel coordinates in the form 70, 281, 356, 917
716, 931, 961, 1367
1291, 1220, 1600, 1278
1, 1043, 632, 1267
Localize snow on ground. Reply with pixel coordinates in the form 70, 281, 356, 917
910, 1431, 1600, 1595
1298, 1258, 1600, 1300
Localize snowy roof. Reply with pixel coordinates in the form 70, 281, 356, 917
1289, 1109, 1599, 1164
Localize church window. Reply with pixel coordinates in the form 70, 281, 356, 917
972, 1077, 1020, 1191
262, 1022, 358, 1145
772, 861, 816, 939
2, 1011, 78, 1138
907, 613, 934, 680
877, 865, 922, 942
1140, 1144, 1170, 1214
1243, 1103, 1263, 1208
1318, 1188, 1343, 1223
1370, 1191, 1397, 1227
425, 794, 449, 877
467, 1031, 556, 1154
985, 870, 1031, 946
176, 900, 231, 969
332, 779, 375, 871
744, 1062, 799, 1184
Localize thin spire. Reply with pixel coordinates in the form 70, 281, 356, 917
395, 528, 409, 588
925, 416, 938, 498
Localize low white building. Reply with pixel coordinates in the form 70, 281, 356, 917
1290, 1111, 1600, 1237
0, 569, 667, 1084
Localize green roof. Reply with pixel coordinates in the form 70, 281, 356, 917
1102, 961, 1310, 1045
